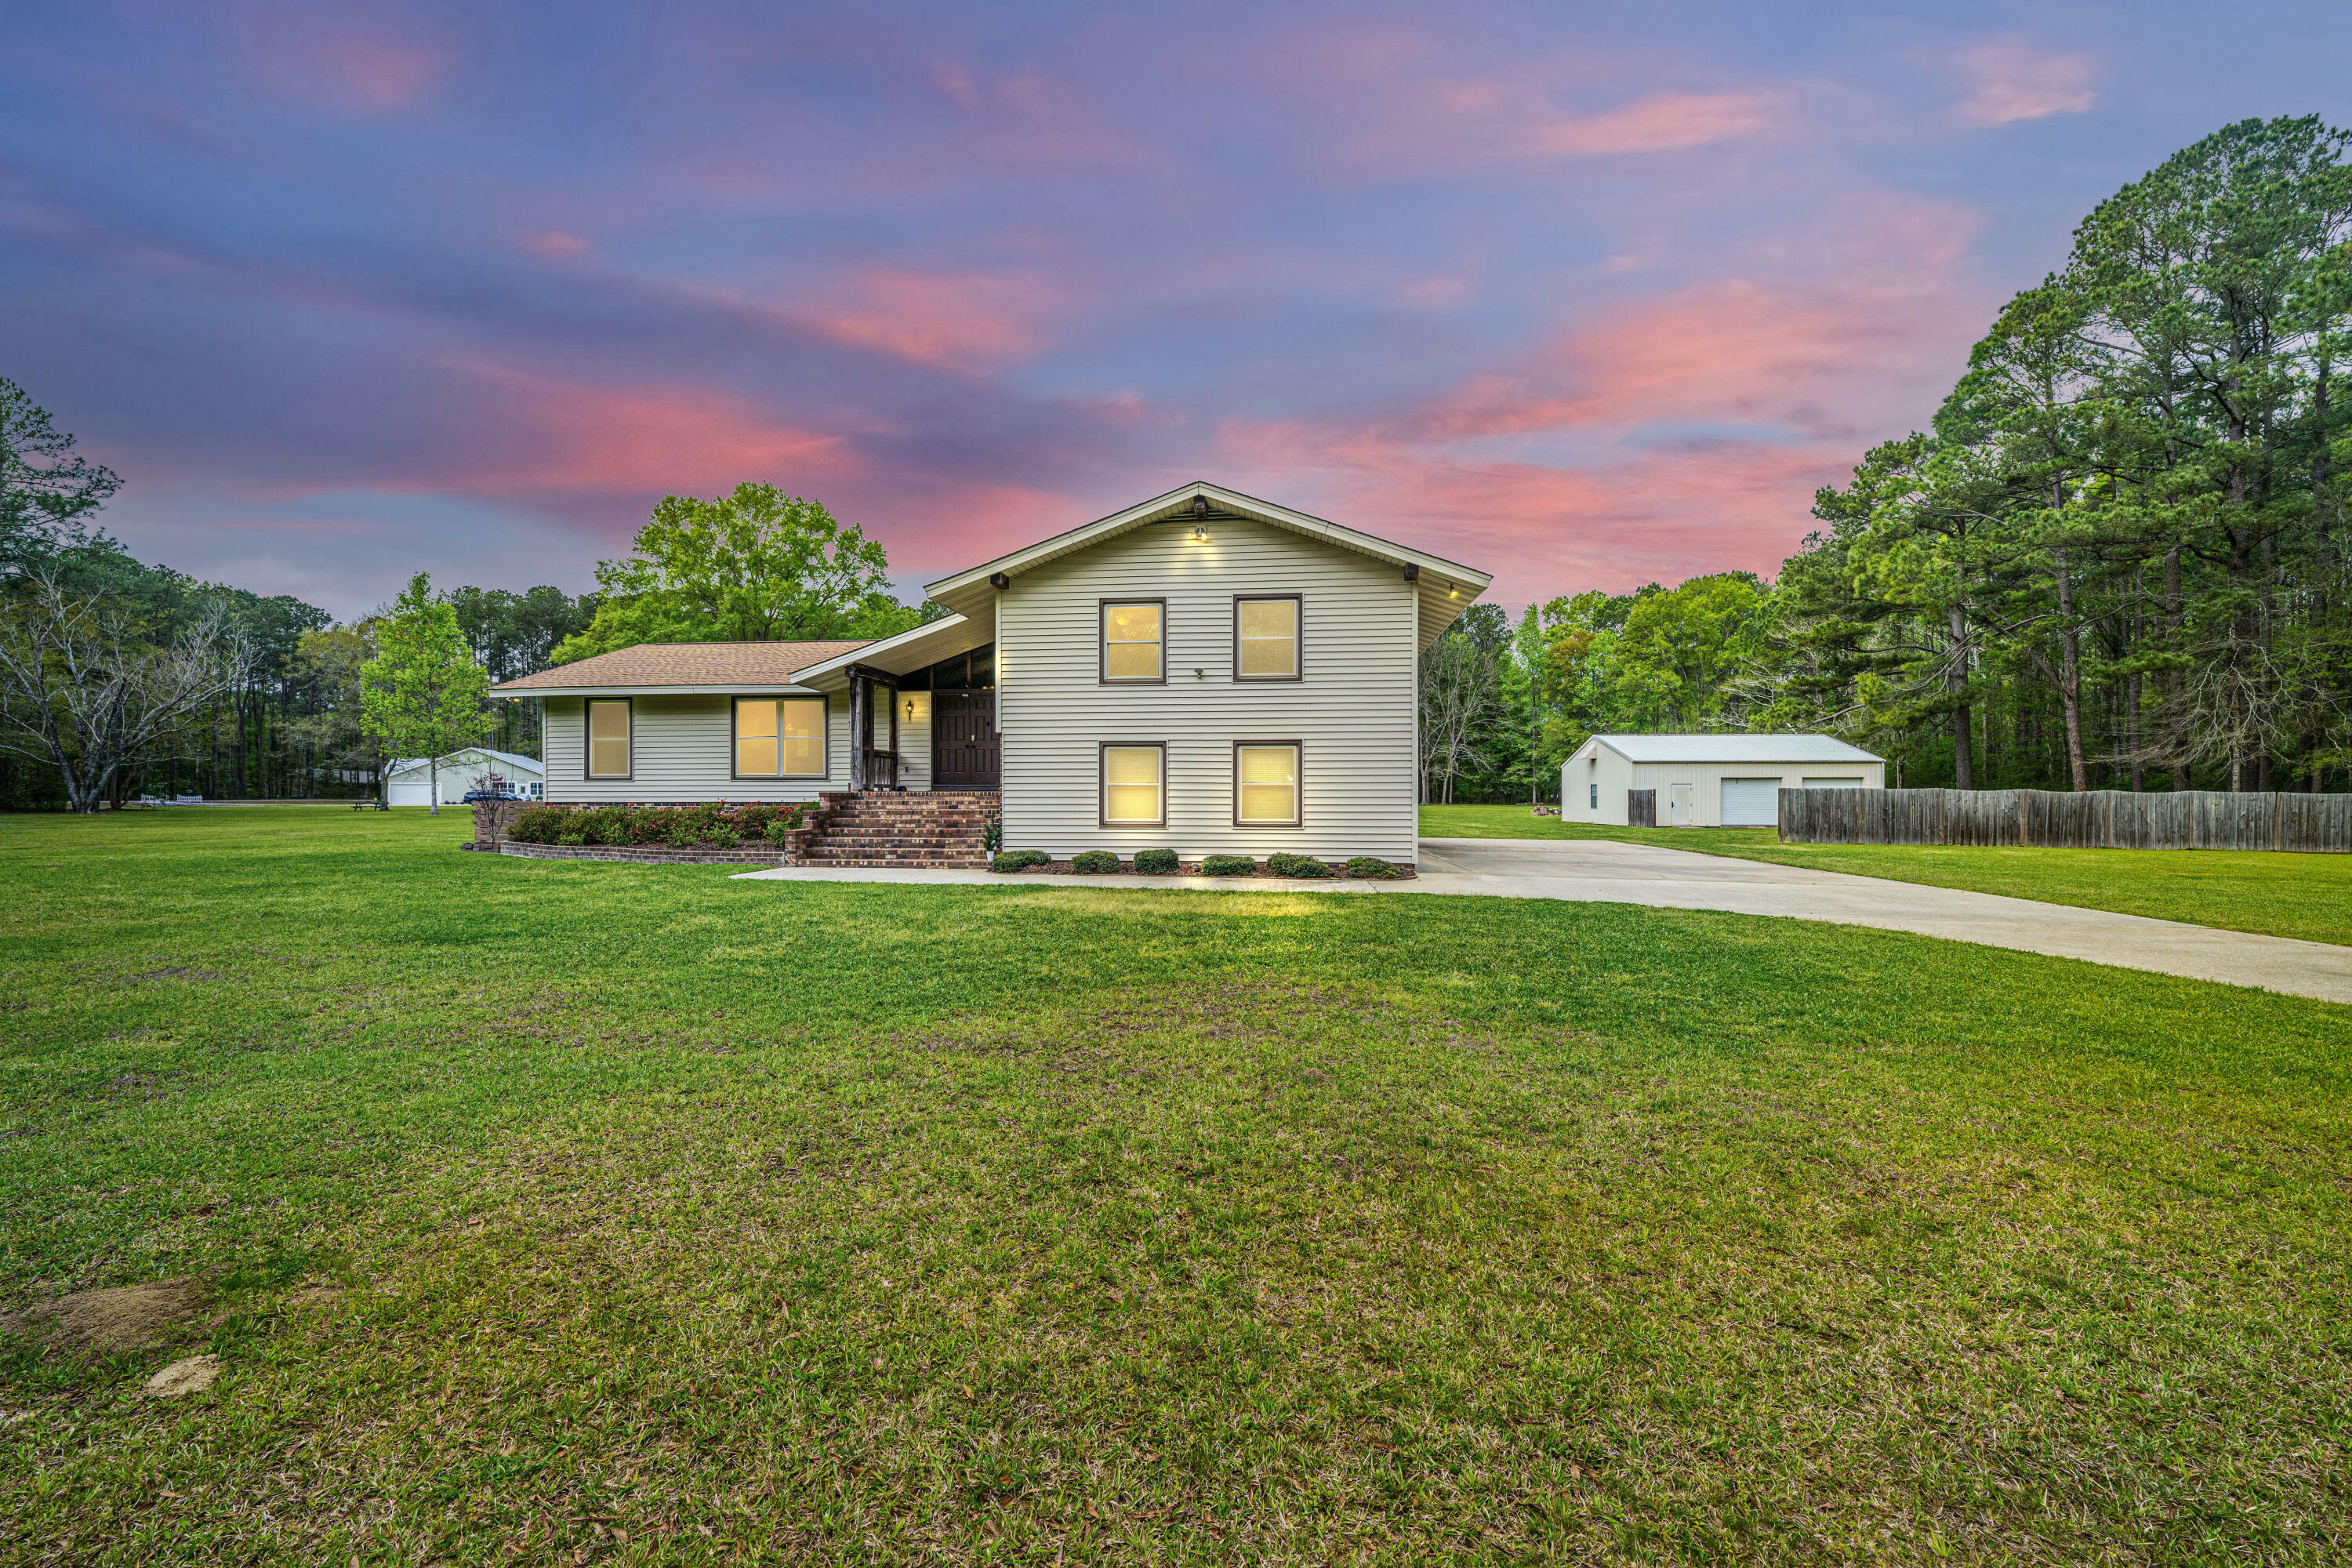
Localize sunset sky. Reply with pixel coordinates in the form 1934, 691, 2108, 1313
6, 1, 2347, 618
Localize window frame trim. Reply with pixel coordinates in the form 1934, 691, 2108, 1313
583, 696, 634, 782
1231, 739, 1304, 829
731, 693, 830, 782
1098, 740, 1168, 829
1098, 597, 1168, 685
1231, 593, 1304, 683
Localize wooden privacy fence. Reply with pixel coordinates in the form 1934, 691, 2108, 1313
1778, 787, 2352, 853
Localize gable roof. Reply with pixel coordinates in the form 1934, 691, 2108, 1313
1585, 734, 1884, 764
387, 746, 545, 777
489, 640, 870, 696
922, 480, 1494, 648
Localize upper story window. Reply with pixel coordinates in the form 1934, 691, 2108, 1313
1234, 595, 1301, 681
735, 696, 827, 778
1101, 601, 1164, 683
586, 699, 631, 779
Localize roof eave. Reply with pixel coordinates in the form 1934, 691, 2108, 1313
489, 681, 830, 699
923, 480, 1493, 603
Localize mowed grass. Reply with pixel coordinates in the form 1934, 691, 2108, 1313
2, 810, 2349, 1566
1424, 803, 2352, 947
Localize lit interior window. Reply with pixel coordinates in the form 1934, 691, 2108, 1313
1236, 744, 1298, 824
1103, 745, 1163, 822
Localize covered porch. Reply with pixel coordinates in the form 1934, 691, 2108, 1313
789, 610, 998, 792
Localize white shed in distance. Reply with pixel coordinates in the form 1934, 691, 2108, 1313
385, 747, 546, 808
1561, 734, 1886, 828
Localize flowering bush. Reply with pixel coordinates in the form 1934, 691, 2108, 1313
505, 802, 806, 849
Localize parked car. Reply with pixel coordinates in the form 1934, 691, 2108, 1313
461, 786, 527, 804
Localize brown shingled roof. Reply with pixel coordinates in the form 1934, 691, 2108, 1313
492, 640, 873, 691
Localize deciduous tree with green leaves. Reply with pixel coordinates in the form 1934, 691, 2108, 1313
360, 574, 492, 815
551, 484, 928, 664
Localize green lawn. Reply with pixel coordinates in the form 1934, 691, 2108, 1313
1424, 803, 2352, 947
4, 809, 2350, 1564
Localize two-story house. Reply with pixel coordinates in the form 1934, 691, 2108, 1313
490, 481, 1492, 867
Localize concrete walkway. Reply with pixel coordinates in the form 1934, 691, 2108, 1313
735, 837, 2352, 1005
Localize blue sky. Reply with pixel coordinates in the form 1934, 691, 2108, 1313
5, 1, 2347, 617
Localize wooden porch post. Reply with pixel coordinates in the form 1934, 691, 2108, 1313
849, 677, 869, 792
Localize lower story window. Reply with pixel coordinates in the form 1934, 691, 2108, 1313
735, 696, 827, 777
1102, 744, 1164, 826
1235, 743, 1300, 826
1589, 782, 1598, 808
586, 699, 631, 778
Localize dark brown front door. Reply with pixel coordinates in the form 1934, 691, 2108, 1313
932, 691, 1000, 789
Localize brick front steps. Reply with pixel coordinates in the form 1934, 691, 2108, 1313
796, 789, 996, 869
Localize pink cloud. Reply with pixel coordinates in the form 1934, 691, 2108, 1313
1422, 198, 1980, 444
1192, 198, 1992, 604
423, 361, 864, 500
1955, 36, 2099, 127
1522, 91, 1782, 158
239, 22, 449, 115
797, 268, 1061, 374
514, 231, 587, 259
1299, 31, 1788, 174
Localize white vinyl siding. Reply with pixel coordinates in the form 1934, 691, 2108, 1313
543, 691, 852, 803
997, 515, 1417, 862
1719, 778, 1784, 826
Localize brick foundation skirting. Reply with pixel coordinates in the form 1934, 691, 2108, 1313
497, 841, 786, 866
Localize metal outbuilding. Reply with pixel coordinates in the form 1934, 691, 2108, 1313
1560, 734, 1885, 827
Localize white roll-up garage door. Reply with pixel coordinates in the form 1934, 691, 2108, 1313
387, 780, 432, 807
1719, 778, 1782, 826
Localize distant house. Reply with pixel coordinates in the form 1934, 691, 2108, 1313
385, 747, 546, 808
1562, 735, 1885, 827
490, 481, 1492, 866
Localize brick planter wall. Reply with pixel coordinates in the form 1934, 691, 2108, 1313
471, 799, 526, 848
497, 842, 786, 866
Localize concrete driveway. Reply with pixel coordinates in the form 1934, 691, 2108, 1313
735, 836, 2352, 1005
1414, 837, 2352, 1004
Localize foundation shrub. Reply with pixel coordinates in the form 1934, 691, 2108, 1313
503, 802, 804, 852
1268, 852, 1330, 878
1200, 855, 1256, 877
992, 849, 1051, 873
1131, 848, 1179, 875
1070, 851, 1122, 874
1345, 856, 1402, 880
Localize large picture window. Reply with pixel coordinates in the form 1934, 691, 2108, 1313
1101, 601, 1164, 683
1101, 743, 1166, 826
735, 696, 827, 777
1234, 742, 1301, 826
1234, 595, 1301, 680
586, 699, 631, 779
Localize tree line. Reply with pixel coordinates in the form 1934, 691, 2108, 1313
1422, 117, 2352, 804
1, 387, 930, 809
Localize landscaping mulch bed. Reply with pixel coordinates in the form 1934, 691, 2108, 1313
495, 842, 786, 867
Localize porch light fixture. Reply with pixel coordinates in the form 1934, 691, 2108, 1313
1448, 583, 1459, 598
1192, 521, 1210, 541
